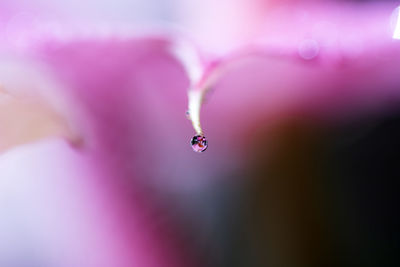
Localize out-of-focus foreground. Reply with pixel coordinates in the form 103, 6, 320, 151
0, 0, 399, 267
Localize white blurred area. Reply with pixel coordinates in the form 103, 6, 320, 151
0, 140, 124, 267
0, 0, 270, 51
0, 0, 180, 48
9, 0, 176, 23
392, 6, 400, 39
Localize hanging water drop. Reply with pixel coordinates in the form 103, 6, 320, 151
185, 110, 191, 120
190, 135, 208, 152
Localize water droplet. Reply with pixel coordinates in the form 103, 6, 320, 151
190, 135, 208, 152
185, 110, 191, 120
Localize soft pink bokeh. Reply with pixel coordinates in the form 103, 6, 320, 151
1, 0, 400, 266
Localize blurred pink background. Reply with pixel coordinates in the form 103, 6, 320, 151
0, 0, 400, 267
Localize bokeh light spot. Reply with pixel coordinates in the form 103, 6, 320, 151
298, 39, 319, 60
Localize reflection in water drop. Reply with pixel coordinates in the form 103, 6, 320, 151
185, 110, 191, 120
190, 135, 208, 153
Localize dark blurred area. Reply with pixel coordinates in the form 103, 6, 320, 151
192, 108, 400, 267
